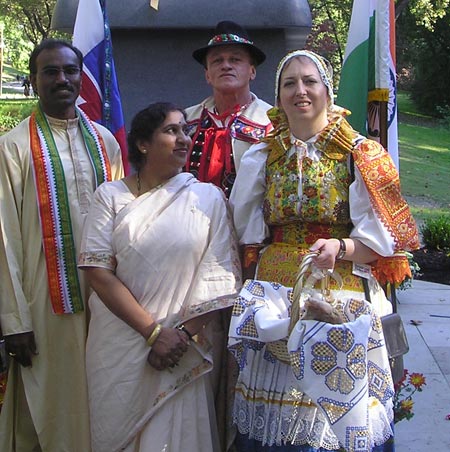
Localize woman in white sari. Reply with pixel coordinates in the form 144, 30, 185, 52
79, 102, 242, 452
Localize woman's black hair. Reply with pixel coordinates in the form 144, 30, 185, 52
127, 102, 186, 171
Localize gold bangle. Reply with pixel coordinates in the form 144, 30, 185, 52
146, 323, 162, 347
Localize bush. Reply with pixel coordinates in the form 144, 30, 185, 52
436, 104, 450, 128
0, 100, 37, 134
0, 114, 20, 133
420, 215, 450, 251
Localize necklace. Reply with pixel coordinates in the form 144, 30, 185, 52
136, 170, 141, 195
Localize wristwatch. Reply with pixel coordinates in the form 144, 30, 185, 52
177, 324, 193, 340
336, 238, 347, 260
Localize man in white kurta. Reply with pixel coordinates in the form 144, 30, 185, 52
0, 39, 123, 451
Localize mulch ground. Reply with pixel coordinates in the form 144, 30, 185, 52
412, 248, 450, 285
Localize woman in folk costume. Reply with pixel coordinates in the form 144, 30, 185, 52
228, 50, 420, 451
78, 102, 242, 452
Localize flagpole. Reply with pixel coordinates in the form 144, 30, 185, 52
378, 100, 388, 149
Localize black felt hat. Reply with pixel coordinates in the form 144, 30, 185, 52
192, 21, 266, 66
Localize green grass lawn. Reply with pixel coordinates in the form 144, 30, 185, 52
397, 91, 433, 119
397, 91, 450, 223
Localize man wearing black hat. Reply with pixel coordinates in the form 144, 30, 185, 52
185, 21, 272, 197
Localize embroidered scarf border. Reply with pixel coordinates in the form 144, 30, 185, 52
30, 106, 112, 314
352, 139, 420, 252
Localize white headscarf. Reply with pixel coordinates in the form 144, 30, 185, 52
274, 50, 334, 106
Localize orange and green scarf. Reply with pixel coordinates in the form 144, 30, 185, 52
30, 105, 112, 314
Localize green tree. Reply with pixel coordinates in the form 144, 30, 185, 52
1, 16, 33, 72
397, 8, 450, 116
307, 0, 450, 114
396, 0, 449, 30
306, 0, 353, 80
307, 0, 450, 67
0, 0, 56, 46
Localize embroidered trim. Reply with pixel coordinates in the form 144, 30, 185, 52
186, 106, 270, 196
231, 116, 270, 142
78, 251, 116, 270
208, 33, 253, 46
30, 105, 112, 314
264, 107, 357, 166
78, 110, 112, 184
353, 140, 420, 252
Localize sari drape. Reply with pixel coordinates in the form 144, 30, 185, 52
79, 173, 241, 451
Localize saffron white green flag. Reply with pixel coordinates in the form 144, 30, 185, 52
337, 0, 399, 168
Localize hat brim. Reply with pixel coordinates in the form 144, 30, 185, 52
193, 42, 266, 66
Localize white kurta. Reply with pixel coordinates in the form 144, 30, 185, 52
0, 115, 123, 451
79, 173, 242, 452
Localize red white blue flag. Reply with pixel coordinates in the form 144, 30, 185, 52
73, 0, 129, 174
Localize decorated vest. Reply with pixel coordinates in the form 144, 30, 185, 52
186, 106, 268, 197
258, 107, 420, 285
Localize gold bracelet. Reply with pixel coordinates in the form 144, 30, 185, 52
146, 323, 162, 347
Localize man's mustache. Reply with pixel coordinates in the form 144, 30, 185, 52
53, 84, 74, 92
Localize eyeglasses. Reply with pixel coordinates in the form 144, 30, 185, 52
39, 66, 81, 78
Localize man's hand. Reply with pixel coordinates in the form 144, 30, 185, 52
5, 332, 38, 367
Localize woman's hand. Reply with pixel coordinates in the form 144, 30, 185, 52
147, 351, 168, 371
148, 327, 189, 370
310, 237, 379, 267
309, 238, 341, 269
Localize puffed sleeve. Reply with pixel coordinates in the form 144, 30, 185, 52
349, 139, 419, 255
349, 164, 397, 256
229, 143, 269, 245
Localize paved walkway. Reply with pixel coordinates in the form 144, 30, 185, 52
394, 279, 450, 451
1, 80, 31, 98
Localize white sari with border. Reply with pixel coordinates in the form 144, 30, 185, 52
79, 173, 241, 452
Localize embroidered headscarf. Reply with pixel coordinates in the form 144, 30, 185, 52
274, 49, 334, 107
267, 49, 346, 134
264, 49, 356, 159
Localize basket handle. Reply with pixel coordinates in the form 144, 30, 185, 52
289, 252, 342, 332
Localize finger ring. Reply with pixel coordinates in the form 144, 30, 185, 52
8, 352, 16, 357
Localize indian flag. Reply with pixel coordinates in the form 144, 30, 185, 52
336, 0, 399, 168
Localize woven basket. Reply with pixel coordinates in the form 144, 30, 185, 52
266, 252, 337, 364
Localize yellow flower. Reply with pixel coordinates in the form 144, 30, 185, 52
393, 369, 426, 423
409, 372, 426, 389
400, 399, 414, 411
